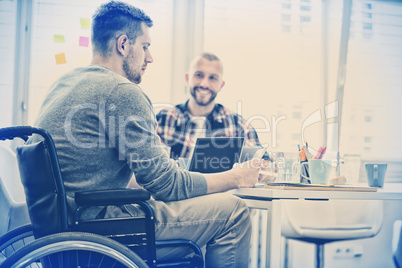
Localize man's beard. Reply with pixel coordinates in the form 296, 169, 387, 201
123, 51, 142, 84
190, 86, 217, 106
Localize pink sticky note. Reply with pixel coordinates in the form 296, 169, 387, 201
79, 36, 89, 47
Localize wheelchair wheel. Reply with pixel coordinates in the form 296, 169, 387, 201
0, 224, 34, 261
0, 232, 149, 268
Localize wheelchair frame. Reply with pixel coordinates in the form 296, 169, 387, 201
0, 126, 203, 268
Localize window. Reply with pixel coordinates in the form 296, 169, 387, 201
339, 0, 402, 181
363, 12, 372, 19
204, 0, 402, 181
362, 22, 373, 30
0, 0, 17, 128
364, 3, 372, 10
300, 6, 311, 12
204, 0, 323, 152
300, 16, 311, 22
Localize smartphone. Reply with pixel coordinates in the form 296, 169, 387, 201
253, 148, 267, 159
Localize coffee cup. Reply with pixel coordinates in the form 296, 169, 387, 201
365, 163, 387, 188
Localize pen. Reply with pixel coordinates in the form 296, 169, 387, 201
319, 147, 327, 159
315, 146, 323, 159
306, 142, 312, 159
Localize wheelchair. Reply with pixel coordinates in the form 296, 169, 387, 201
0, 126, 203, 268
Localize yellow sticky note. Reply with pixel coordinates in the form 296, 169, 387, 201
55, 53, 66, 65
54, 34, 65, 43
80, 18, 90, 29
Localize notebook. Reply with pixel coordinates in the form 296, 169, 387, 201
188, 137, 245, 173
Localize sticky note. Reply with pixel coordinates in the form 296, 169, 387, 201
79, 36, 89, 47
80, 18, 90, 29
55, 53, 66, 65
54, 34, 65, 43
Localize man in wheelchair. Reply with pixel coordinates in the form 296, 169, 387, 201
27, 1, 264, 267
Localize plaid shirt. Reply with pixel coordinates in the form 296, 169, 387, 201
156, 101, 261, 159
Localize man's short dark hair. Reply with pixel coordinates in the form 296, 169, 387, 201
191, 52, 223, 74
200, 52, 221, 62
92, 1, 153, 58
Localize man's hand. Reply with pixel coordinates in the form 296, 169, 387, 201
232, 158, 263, 188
204, 158, 263, 194
258, 159, 277, 182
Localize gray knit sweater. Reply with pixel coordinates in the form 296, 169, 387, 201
33, 65, 207, 221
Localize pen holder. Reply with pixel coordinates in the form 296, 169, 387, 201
300, 160, 310, 183
300, 159, 333, 185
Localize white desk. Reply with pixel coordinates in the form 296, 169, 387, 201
230, 184, 402, 268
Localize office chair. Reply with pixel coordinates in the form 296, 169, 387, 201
0, 145, 31, 262
393, 220, 402, 268
0, 177, 32, 263
281, 199, 383, 268
0, 126, 203, 268
0, 175, 30, 238
0, 143, 25, 203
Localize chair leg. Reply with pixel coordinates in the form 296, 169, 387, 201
283, 239, 290, 268
315, 244, 324, 268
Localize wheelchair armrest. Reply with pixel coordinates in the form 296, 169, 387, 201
75, 188, 150, 207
